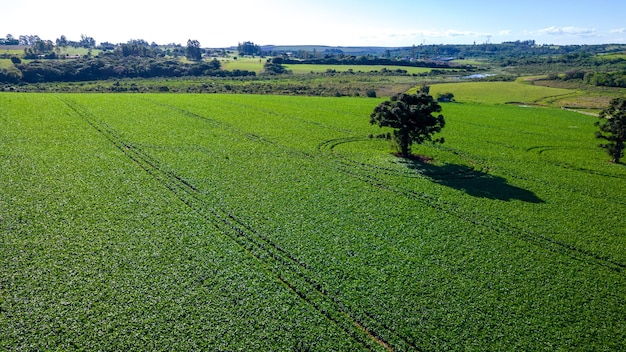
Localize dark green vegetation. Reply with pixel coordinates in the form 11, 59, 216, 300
2, 71, 424, 98
4, 38, 625, 90
2, 92, 625, 350
185, 40, 202, 62
0, 55, 253, 84
370, 90, 445, 157
596, 97, 626, 163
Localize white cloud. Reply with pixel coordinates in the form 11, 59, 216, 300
610, 28, 626, 34
355, 29, 482, 46
445, 30, 477, 37
403, 29, 490, 39
499, 30, 512, 36
538, 26, 596, 36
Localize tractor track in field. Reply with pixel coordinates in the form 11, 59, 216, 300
342, 138, 626, 207
482, 142, 626, 205
524, 145, 626, 182
64, 95, 624, 350
318, 137, 491, 179
135, 98, 626, 343
318, 137, 626, 274
59, 97, 421, 352
140, 98, 425, 351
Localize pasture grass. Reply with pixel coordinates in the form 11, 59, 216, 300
220, 56, 436, 75
0, 59, 13, 68
451, 58, 488, 66
283, 64, 433, 75
58, 47, 102, 56
0, 48, 22, 56
0, 48, 22, 68
425, 81, 578, 105
1, 90, 625, 350
220, 57, 266, 72
596, 53, 626, 61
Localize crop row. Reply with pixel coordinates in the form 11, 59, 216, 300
58, 96, 408, 350
318, 137, 626, 273
111, 94, 626, 348
1, 94, 367, 350
133, 93, 626, 349
2, 92, 625, 350
146, 93, 625, 263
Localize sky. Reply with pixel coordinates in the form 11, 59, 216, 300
2, 0, 625, 47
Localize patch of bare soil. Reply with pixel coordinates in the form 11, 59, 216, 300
558, 96, 612, 109
376, 83, 415, 97
532, 79, 585, 89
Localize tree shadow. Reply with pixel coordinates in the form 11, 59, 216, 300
402, 158, 544, 203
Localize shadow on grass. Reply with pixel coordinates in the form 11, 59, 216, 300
403, 158, 544, 203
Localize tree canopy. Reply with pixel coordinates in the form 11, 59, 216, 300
186, 39, 202, 61
595, 97, 626, 163
370, 89, 445, 157
238, 41, 261, 56
262, 57, 289, 75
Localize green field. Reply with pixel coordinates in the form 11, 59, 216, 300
0, 60, 12, 69
418, 81, 578, 105
1, 91, 625, 350
220, 58, 267, 73
220, 57, 435, 75
283, 64, 434, 75
596, 53, 626, 61
0, 47, 22, 68
0, 48, 22, 56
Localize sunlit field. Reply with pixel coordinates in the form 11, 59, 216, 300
1, 89, 625, 350
283, 64, 434, 75
422, 81, 577, 104
220, 56, 436, 75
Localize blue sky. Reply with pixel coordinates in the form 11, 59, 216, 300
2, 0, 625, 47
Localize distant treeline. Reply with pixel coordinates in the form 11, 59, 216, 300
391, 41, 626, 60
0, 55, 255, 84
552, 69, 626, 88
279, 56, 461, 69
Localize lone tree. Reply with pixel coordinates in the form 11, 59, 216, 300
595, 97, 626, 163
186, 39, 202, 61
370, 89, 445, 157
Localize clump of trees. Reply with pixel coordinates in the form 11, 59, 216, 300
584, 71, 626, 88
238, 41, 261, 56
116, 39, 158, 57
18, 34, 96, 58
437, 92, 455, 102
262, 57, 290, 75
0, 37, 257, 84
0, 66, 22, 84
3, 55, 254, 83
554, 69, 626, 88
370, 86, 445, 158
596, 97, 626, 163
186, 39, 202, 61
0, 34, 19, 45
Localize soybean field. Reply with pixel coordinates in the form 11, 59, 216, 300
1, 91, 625, 350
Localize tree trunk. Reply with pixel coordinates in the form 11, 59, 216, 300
400, 132, 410, 157
613, 140, 624, 163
